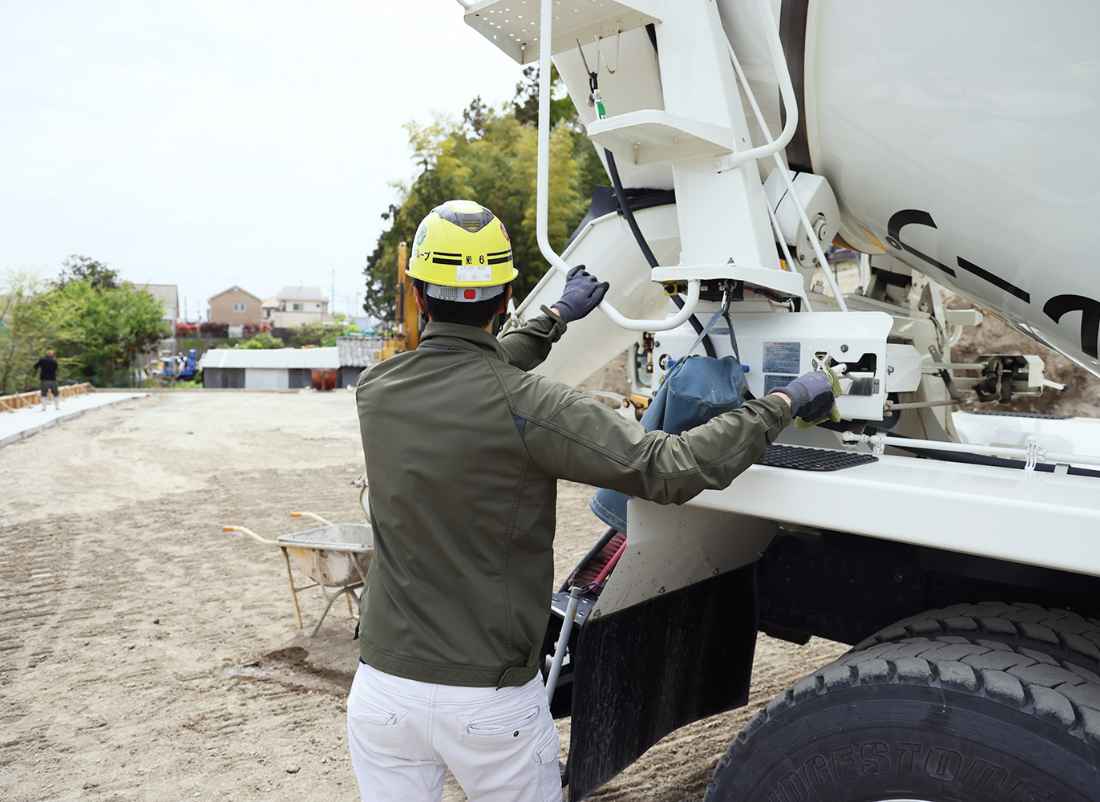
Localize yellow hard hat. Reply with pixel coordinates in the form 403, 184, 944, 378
407, 201, 518, 301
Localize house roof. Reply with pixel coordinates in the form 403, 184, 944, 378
209, 285, 262, 304
337, 336, 385, 367
277, 285, 326, 302
199, 347, 339, 370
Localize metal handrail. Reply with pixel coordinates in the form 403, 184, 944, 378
716, 0, 799, 168
720, 0, 849, 312
842, 431, 1100, 471
536, 0, 702, 332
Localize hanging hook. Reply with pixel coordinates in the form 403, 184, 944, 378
603, 27, 622, 74
576, 38, 606, 118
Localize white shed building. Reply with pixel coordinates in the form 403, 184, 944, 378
199, 347, 339, 389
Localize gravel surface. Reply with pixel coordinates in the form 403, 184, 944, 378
0, 391, 843, 801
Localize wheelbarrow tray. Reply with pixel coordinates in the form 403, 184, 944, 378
277, 523, 373, 588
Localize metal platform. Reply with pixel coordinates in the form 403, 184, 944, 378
761, 444, 878, 472
463, 0, 661, 64
587, 110, 734, 165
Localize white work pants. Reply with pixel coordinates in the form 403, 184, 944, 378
347, 662, 562, 802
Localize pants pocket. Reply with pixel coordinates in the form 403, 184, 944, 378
353, 699, 398, 727
463, 704, 541, 742
533, 722, 562, 802
349, 695, 411, 758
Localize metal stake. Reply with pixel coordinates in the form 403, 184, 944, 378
546, 586, 582, 702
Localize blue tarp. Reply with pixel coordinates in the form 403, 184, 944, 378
589, 354, 749, 531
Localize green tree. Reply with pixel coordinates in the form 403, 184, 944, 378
234, 332, 285, 350
3, 264, 168, 390
57, 255, 120, 290
363, 68, 606, 321
0, 271, 46, 394
511, 65, 580, 129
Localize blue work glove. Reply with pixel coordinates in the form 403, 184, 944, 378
776, 370, 837, 423
551, 265, 609, 323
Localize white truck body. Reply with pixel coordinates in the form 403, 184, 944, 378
453, 2, 1100, 797
457, 0, 1100, 594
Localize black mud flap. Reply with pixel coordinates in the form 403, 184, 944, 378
566, 564, 757, 800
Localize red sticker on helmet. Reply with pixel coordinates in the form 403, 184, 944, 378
464, 289, 477, 300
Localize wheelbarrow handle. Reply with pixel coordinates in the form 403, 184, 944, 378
290, 511, 335, 527
222, 525, 279, 546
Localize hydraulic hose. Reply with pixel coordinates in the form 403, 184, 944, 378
603, 147, 716, 357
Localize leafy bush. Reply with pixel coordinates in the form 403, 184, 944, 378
286, 316, 360, 348
234, 332, 284, 350
200, 321, 229, 338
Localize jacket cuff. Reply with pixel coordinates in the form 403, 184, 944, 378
758, 393, 795, 437
525, 306, 567, 341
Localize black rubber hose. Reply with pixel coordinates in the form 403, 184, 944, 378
603, 147, 716, 357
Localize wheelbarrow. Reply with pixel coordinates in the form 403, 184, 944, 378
223, 511, 374, 636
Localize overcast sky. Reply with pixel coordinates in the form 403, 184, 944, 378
1, 1, 522, 318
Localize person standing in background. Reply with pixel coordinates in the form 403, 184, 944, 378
33, 350, 60, 412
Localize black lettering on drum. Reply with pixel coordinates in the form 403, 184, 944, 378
886, 209, 957, 277
1044, 294, 1100, 359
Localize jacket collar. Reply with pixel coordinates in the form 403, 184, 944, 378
419, 321, 504, 360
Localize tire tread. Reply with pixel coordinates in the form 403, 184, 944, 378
704, 635, 1100, 801
854, 602, 1100, 665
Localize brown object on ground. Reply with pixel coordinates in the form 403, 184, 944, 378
0, 392, 843, 801
310, 369, 338, 392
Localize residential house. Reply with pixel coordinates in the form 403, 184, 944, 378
139, 284, 180, 325
208, 286, 263, 326
263, 286, 330, 328
139, 283, 181, 352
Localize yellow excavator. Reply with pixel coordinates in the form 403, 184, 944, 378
378, 241, 421, 361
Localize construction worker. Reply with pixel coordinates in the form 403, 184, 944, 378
33, 350, 60, 412
348, 200, 834, 802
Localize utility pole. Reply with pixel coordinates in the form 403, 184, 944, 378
331, 268, 336, 319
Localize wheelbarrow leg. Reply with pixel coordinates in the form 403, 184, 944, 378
281, 547, 304, 629
311, 587, 354, 638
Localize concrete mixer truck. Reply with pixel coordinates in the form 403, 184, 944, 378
453, 1, 1100, 799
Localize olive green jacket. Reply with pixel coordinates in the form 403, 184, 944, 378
355, 315, 791, 687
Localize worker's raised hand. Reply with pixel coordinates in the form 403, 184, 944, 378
775, 370, 838, 424
551, 265, 610, 323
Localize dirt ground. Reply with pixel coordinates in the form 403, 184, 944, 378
0, 391, 844, 802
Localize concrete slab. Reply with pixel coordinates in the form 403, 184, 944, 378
0, 392, 148, 448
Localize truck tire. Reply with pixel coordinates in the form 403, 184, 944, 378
704, 636, 1100, 802
855, 602, 1100, 675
